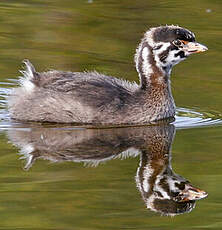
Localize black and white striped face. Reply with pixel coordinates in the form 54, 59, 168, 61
155, 174, 208, 203
136, 152, 208, 215
142, 25, 208, 75
144, 172, 208, 215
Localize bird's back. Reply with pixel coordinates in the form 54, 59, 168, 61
37, 70, 138, 107
8, 61, 140, 124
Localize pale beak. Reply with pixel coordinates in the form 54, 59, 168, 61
179, 184, 208, 202
184, 42, 208, 54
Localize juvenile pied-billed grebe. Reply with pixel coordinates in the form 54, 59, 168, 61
8, 25, 207, 125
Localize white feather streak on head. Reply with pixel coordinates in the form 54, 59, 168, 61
142, 164, 154, 193
154, 176, 171, 199
165, 49, 185, 67
141, 47, 153, 78
134, 42, 143, 73
134, 42, 153, 84
134, 28, 155, 70
152, 42, 171, 70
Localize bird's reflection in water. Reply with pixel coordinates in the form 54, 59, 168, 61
7, 123, 207, 216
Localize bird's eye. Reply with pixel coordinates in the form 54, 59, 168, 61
173, 39, 182, 47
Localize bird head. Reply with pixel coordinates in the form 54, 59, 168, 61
135, 25, 208, 78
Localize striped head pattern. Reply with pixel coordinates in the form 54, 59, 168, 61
135, 25, 207, 86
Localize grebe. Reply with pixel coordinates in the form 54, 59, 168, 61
8, 25, 207, 124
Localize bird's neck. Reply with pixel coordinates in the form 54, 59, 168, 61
137, 150, 171, 196
135, 41, 171, 90
134, 41, 175, 121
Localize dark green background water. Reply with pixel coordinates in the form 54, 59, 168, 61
0, 0, 222, 229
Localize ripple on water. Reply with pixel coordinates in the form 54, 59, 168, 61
174, 107, 222, 129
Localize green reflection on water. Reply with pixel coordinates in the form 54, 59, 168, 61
0, 125, 221, 229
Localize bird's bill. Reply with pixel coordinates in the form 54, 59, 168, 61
179, 184, 208, 202
183, 41, 208, 54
